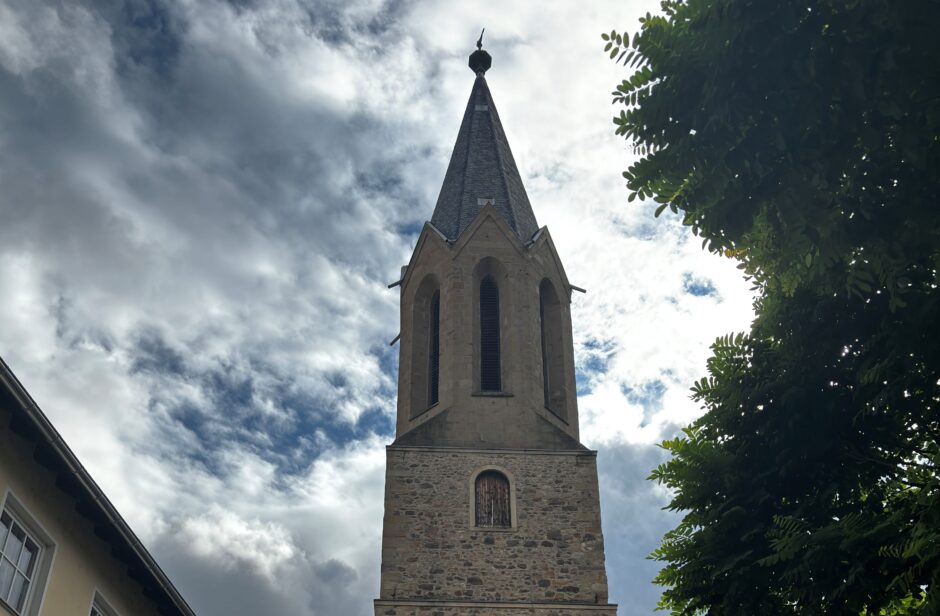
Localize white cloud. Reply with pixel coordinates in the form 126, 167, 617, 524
182, 506, 299, 579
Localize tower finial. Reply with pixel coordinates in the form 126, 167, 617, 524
468, 29, 492, 75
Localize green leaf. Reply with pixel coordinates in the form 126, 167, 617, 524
602, 1, 940, 612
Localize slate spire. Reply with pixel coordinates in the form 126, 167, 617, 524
429, 38, 539, 243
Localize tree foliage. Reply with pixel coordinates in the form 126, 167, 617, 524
605, 1, 940, 614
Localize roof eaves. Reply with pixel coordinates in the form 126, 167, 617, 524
426, 221, 451, 243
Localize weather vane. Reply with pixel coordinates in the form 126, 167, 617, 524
469, 28, 492, 74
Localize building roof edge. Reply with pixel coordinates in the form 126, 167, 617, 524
0, 355, 196, 616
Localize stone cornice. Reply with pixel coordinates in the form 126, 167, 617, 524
385, 444, 597, 457
375, 599, 618, 611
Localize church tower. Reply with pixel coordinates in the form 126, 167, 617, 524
375, 39, 617, 616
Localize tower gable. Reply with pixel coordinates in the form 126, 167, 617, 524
398, 222, 451, 298
450, 202, 527, 258
527, 226, 574, 300
394, 206, 583, 448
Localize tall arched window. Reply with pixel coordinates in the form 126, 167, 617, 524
475, 471, 510, 527
410, 276, 440, 418
540, 279, 567, 420
479, 276, 501, 391
427, 290, 440, 407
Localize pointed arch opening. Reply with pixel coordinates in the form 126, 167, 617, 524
479, 276, 501, 392
410, 275, 441, 418
540, 278, 568, 421
472, 257, 509, 394
428, 290, 440, 407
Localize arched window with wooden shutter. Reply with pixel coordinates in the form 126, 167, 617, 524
475, 470, 511, 527
479, 275, 501, 391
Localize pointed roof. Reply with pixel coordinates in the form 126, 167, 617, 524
430, 67, 539, 243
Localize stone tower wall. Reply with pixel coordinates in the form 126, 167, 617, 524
396, 212, 580, 449
378, 447, 610, 607
375, 603, 616, 615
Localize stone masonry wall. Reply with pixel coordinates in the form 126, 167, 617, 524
375, 602, 617, 615
378, 447, 611, 609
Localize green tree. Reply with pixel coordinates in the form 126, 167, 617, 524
604, 1, 940, 614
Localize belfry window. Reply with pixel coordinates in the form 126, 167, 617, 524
475, 471, 511, 528
479, 276, 501, 391
427, 290, 440, 406
539, 279, 567, 420
410, 276, 440, 417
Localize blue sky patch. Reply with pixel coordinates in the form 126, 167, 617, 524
682, 272, 718, 297
576, 337, 615, 395
620, 379, 667, 427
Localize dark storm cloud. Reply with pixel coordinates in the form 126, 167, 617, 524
154, 531, 367, 615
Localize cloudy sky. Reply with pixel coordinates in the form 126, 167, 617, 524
0, 0, 754, 614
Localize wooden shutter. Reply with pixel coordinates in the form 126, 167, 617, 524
475, 471, 511, 527
479, 276, 501, 391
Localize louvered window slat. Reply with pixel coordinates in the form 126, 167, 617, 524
479, 276, 501, 391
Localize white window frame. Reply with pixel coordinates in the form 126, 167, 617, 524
89, 590, 119, 616
0, 491, 55, 616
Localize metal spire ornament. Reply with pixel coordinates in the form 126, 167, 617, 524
468, 28, 492, 75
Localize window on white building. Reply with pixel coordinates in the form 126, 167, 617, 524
90, 592, 119, 616
0, 509, 42, 615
